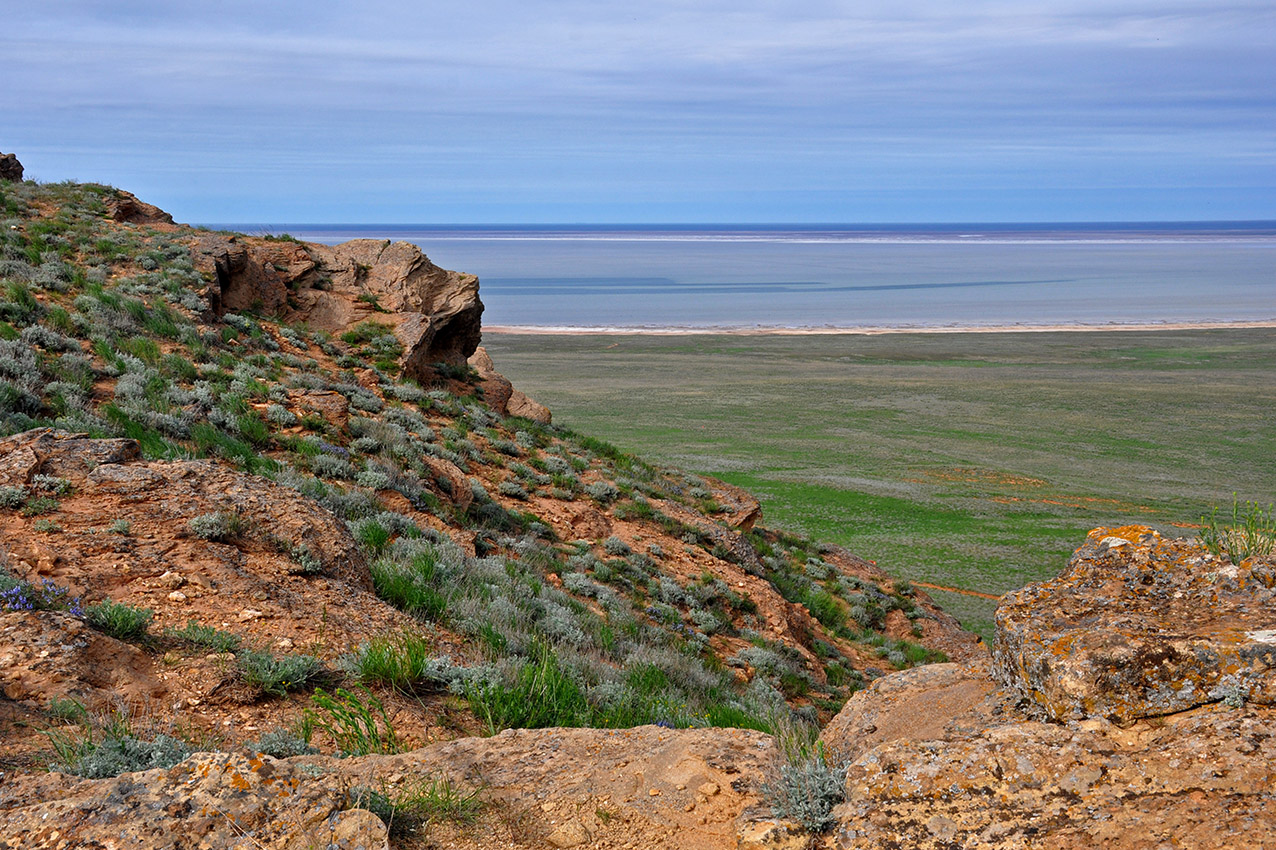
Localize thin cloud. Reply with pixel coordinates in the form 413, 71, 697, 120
3, 1, 1273, 221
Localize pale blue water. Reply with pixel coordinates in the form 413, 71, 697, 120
237, 224, 1276, 330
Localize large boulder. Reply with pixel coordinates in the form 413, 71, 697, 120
467, 345, 552, 423
106, 190, 174, 226
832, 697, 1276, 850
993, 525, 1276, 723
192, 235, 484, 376
802, 526, 1276, 849
0, 152, 22, 182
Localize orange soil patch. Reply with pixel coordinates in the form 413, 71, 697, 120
911, 581, 1002, 601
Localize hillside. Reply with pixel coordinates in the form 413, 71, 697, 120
1, 168, 1271, 850
0, 176, 973, 763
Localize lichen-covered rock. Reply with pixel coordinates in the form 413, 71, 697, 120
832, 700, 1276, 850
993, 525, 1276, 723
0, 751, 386, 850
806, 527, 1276, 849
0, 727, 774, 850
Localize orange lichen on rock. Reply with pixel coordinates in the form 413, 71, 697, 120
992, 526, 1276, 723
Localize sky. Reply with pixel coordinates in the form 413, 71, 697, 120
5, 1, 1275, 223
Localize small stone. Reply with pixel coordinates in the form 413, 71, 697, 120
697, 782, 720, 797
546, 820, 589, 848
159, 571, 186, 589
649, 788, 660, 796
167, 591, 187, 603
251, 590, 268, 601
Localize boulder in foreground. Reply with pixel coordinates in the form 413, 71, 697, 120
994, 525, 1276, 723
817, 524, 1276, 849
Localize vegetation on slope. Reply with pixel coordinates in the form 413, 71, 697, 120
0, 179, 967, 775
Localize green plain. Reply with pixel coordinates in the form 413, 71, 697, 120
484, 329, 1276, 640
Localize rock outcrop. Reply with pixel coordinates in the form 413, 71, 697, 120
813, 525, 1276, 849
106, 190, 175, 226
0, 727, 775, 850
469, 345, 552, 423
0, 152, 21, 182
994, 525, 1276, 723
4, 487, 1270, 842
192, 234, 484, 378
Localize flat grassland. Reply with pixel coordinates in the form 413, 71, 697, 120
484, 329, 1276, 639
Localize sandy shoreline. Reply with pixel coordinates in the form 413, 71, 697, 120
484, 320, 1276, 336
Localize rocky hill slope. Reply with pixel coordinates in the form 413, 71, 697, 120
1, 165, 1269, 849
3, 525, 1271, 849
0, 169, 978, 836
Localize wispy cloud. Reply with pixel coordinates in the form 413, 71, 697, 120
4, 1, 1273, 220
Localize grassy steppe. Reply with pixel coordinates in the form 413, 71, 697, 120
484, 330, 1276, 639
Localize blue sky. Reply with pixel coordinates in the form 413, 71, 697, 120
5, 1, 1274, 223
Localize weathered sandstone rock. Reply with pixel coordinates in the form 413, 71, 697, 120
106, 189, 175, 226
192, 235, 484, 375
311, 239, 483, 375
0, 750, 387, 850
0, 726, 775, 850
819, 659, 999, 761
0, 152, 22, 182
804, 527, 1276, 849
832, 698, 1276, 850
993, 524, 1276, 723
0, 609, 166, 707
468, 345, 552, 423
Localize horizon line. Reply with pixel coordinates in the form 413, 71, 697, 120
204, 219, 1276, 228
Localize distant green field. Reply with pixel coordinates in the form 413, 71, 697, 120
484, 329, 1276, 640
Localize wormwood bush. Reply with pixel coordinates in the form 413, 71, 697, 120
237, 649, 322, 697
186, 511, 248, 542
252, 727, 317, 758
602, 536, 631, 556
762, 742, 848, 833
0, 486, 27, 508
761, 715, 848, 834
497, 480, 528, 500
44, 708, 192, 779
585, 481, 619, 504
